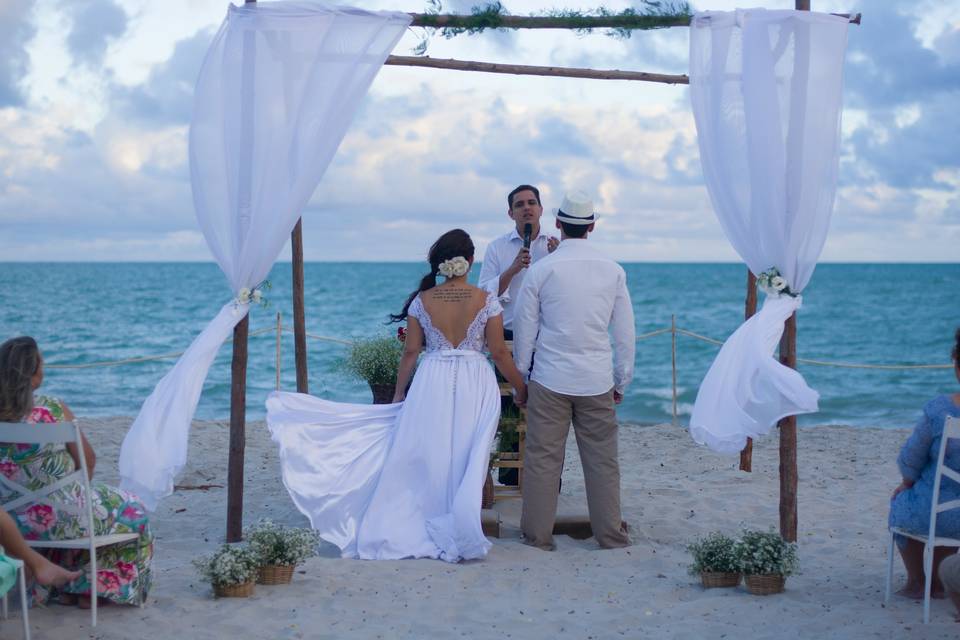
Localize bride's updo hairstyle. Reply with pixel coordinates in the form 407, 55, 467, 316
390, 229, 475, 323
0, 336, 41, 421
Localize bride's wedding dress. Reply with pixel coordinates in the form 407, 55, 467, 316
266, 292, 503, 562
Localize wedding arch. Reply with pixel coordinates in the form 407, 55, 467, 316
117, 0, 861, 544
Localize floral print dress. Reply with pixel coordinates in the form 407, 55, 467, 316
0, 395, 153, 604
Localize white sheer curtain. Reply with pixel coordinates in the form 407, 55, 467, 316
688, 9, 849, 454
119, 2, 410, 509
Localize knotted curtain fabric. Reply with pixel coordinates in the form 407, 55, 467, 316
120, 2, 410, 508
688, 9, 849, 454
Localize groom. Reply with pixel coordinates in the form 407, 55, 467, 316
512, 191, 635, 550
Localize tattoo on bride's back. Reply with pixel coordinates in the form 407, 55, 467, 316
432, 289, 475, 302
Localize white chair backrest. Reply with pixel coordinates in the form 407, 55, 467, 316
929, 416, 960, 535
0, 421, 95, 532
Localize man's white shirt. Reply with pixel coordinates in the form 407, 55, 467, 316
512, 238, 635, 396
478, 229, 553, 331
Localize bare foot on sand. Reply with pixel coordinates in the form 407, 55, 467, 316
895, 584, 946, 599
895, 584, 924, 599
32, 561, 82, 588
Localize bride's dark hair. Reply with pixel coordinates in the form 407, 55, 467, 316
389, 229, 475, 323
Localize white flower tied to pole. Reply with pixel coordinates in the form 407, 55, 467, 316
437, 256, 470, 278
687, 9, 849, 454
756, 267, 797, 298
119, 2, 411, 510
234, 280, 271, 313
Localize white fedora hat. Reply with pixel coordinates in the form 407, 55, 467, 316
553, 191, 597, 225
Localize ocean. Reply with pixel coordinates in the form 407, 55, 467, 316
1, 262, 956, 428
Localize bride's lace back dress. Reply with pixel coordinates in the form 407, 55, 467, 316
266, 290, 503, 562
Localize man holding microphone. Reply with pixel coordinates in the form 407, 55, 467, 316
479, 184, 559, 486
479, 184, 559, 340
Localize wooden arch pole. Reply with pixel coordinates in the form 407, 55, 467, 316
740, 271, 757, 473
226, 0, 259, 543
776, 0, 811, 544
291, 220, 309, 394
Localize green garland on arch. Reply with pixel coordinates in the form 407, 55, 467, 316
412, 1, 693, 53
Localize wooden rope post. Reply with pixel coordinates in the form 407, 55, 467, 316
740, 271, 757, 472
275, 312, 282, 391
671, 314, 678, 425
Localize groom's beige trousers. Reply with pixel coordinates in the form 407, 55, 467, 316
521, 380, 629, 550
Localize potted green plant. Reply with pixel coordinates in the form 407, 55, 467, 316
737, 529, 799, 595
245, 519, 321, 585
687, 532, 742, 588
193, 543, 261, 598
341, 335, 405, 403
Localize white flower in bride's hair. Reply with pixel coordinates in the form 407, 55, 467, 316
438, 256, 470, 278
770, 276, 787, 291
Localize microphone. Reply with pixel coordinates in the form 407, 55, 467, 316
523, 223, 532, 249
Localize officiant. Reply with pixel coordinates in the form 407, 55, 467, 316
478, 184, 559, 340
479, 184, 559, 485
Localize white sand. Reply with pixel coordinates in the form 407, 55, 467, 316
12, 417, 959, 639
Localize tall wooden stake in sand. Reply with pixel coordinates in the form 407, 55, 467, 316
775, 0, 812, 544
226, 0, 259, 544
740, 271, 757, 473
291, 219, 309, 393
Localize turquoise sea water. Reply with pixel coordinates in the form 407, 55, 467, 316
0, 262, 956, 427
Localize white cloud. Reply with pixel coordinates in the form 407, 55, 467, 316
0, 0, 957, 263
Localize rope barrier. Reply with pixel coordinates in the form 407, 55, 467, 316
44, 322, 953, 371
671, 328, 952, 370
45, 327, 276, 370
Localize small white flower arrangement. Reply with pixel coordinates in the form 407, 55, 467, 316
245, 518, 321, 567
437, 256, 470, 278
756, 267, 797, 298
193, 543, 261, 589
235, 280, 272, 308
687, 532, 741, 575
737, 529, 799, 576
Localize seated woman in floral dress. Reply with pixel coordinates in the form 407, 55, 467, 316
0, 336, 153, 607
888, 328, 960, 598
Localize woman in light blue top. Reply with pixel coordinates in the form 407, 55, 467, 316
889, 328, 960, 598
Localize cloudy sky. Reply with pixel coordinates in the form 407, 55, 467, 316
1, 0, 958, 262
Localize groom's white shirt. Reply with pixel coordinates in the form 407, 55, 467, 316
512, 238, 635, 396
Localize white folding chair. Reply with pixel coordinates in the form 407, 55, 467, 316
0, 548, 30, 640
0, 421, 143, 627
885, 415, 960, 623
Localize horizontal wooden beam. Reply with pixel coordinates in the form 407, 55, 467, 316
384, 55, 689, 84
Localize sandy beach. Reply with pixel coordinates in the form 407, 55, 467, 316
9, 416, 958, 639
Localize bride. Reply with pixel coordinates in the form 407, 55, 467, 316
266, 229, 527, 562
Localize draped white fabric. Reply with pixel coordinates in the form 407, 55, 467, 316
688, 9, 849, 454
120, 2, 410, 509
267, 350, 501, 562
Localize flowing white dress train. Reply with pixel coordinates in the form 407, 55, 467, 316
266, 293, 503, 562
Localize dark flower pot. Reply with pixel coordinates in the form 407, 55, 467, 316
369, 383, 396, 404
